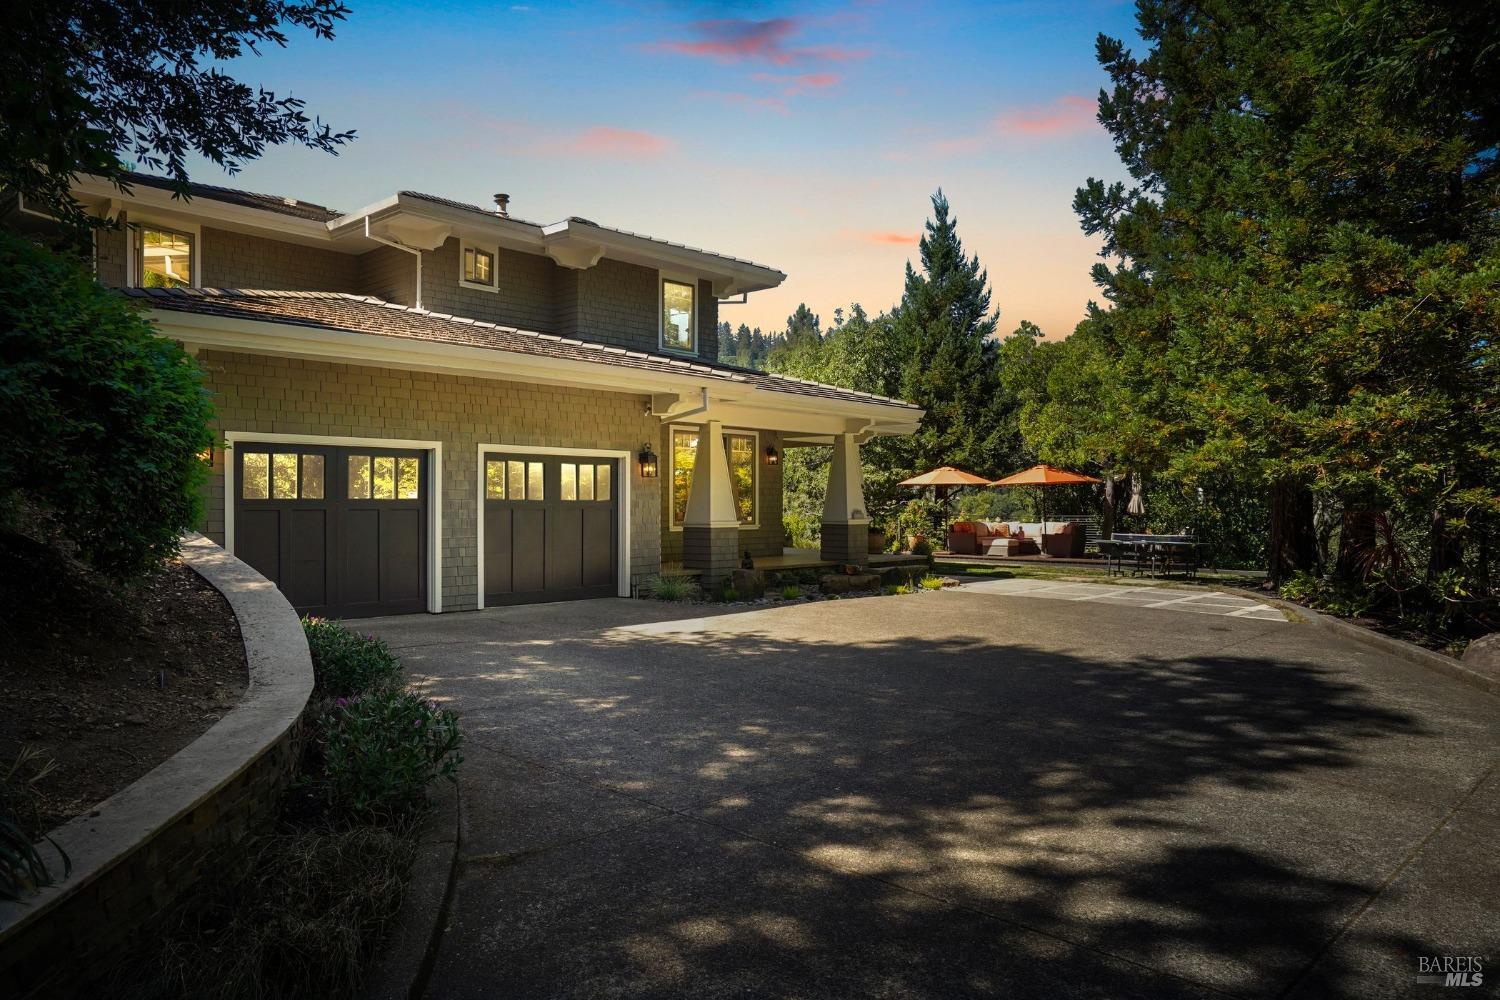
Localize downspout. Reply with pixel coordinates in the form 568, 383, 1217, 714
363, 216, 423, 309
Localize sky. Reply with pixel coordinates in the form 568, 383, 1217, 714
186, 0, 1141, 339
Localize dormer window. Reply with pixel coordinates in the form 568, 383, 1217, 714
135, 226, 194, 288
661, 277, 696, 353
461, 242, 498, 291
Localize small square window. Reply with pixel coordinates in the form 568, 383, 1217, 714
560, 463, 577, 501
486, 460, 506, 499
302, 455, 325, 499
462, 244, 497, 289
242, 453, 269, 500
348, 455, 371, 499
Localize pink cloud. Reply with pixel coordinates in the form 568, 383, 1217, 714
994, 95, 1098, 137
554, 126, 673, 159
693, 90, 790, 116
752, 71, 842, 96
866, 231, 919, 244
655, 18, 868, 66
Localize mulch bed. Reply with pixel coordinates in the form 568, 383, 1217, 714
0, 532, 248, 835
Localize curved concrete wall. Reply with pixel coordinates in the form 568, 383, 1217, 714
0, 534, 314, 997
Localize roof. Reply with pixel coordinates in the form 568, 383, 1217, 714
397, 191, 786, 276
123, 288, 918, 412
110, 172, 342, 223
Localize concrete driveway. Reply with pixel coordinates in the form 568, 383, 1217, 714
367, 586, 1499, 999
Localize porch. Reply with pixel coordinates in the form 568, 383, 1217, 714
663, 548, 929, 579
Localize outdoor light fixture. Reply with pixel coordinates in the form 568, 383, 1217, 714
765, 445, 780, 466
638, 444, 659, 478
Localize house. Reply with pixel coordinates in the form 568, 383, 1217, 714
17, 174, 921, 617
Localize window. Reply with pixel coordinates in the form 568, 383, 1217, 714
484, 459, 546, 500
347, 454, 421, 500
461, 242, 498, 290
661, 278, 696, 353
241, 451, 324, 500
669, 428, 755, 527
558, 462, 612, 502
136, 226, 194, 288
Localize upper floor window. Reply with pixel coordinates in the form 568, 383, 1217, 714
661, 278, 696, 353
461, 241, 498, 291
136, 226, 194, 288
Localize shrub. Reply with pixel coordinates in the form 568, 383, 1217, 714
302, 618, 402, 698
919, 574, 945, 591
1, 747, 69, 901
132, 825, 416, 1000
0, 231, 215, 578
719, 585, 740, 603
780, 584, 801, 600
643, 573, 699, 602
308, 689, 462, 823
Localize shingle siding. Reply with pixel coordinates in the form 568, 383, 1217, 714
201, 227, 359, 291
198, 350, 663, 610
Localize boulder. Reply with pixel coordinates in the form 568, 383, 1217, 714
1460, 632, 1500, 681
819, 572, 881, 595
730, 568, 766, 599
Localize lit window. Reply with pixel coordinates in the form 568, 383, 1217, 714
661, 279, 695, 353
670, 429, 755, 526
137, 227, 193, 288
462, 244, 497, 288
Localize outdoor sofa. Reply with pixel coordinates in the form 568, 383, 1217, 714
946, 520, 1084, 558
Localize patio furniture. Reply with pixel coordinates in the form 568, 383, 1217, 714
1108, 533, 1202, 578
1041, 521, 1084, 558
989, 464, 1103, 558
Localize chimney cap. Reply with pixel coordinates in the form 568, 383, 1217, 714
493, 192, 510, 217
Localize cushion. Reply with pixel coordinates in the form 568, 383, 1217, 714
951, 521, 975, 534
996, 522, 1010, 537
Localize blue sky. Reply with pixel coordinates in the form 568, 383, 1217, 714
190, 0, 1140, 337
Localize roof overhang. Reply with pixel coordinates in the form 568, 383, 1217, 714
153, 310, 919, 438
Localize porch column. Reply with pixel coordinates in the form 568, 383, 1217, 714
682, 420, 741, 587
820, 432, 870, 565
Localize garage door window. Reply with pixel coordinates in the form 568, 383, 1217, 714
559, 463, 612, 502
485, 459, 545, 500
348, 455, 421, 500
242, 451, 325, 500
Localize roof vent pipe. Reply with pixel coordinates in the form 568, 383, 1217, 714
494, 193, 510, 218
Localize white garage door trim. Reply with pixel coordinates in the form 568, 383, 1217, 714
224, 431, 444, 614
476, 442, 633, 610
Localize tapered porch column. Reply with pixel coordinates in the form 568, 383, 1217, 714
682, 420, 741, 586
820, 432, 870, 565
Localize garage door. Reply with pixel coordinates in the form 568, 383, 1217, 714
483, 453, 618, 606
234, 443, 429, 618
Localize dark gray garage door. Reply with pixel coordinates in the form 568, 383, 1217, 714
235, 443, 428, 618
484, 453, 618, 606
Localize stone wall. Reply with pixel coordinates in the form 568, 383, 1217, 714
0, 536, 313, 999
197, 351, 663, 607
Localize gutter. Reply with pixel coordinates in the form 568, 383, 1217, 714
363, 216, 424, 310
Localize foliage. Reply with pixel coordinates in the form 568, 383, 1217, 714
919, 574, 945, 591
716, 322, 778, 369
1, 747, 69, 902
780, 584, 802, 600
128, 825, 414, 1000
718, 585, 740, 603
1134, 474, 1270, 570
895, 497, 944, 543
0, 231, 215, 578
643, 573, 700, 602
302, 617, 402, 698
307, 688, 463, 824
1027, 0, 1500, 603
0, 0, 355, 234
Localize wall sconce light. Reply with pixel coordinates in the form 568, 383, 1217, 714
764, 445, 780, 467
638, 444, 659, 478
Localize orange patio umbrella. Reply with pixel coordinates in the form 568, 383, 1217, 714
898, 465, 993, 513
990, 464, 1102, 549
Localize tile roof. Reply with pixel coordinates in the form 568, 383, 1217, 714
115, 173, 342, 222
398, 191, 786, 276
124, 288, 918, 412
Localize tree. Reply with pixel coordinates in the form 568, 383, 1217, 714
1, 0, 356, 234
0, 231, 215, 577
883, 190, 1014, 484
1059, 0, 1499, 598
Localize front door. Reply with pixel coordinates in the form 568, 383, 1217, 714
483, 453, 618, 606
234, 443, 429, 618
